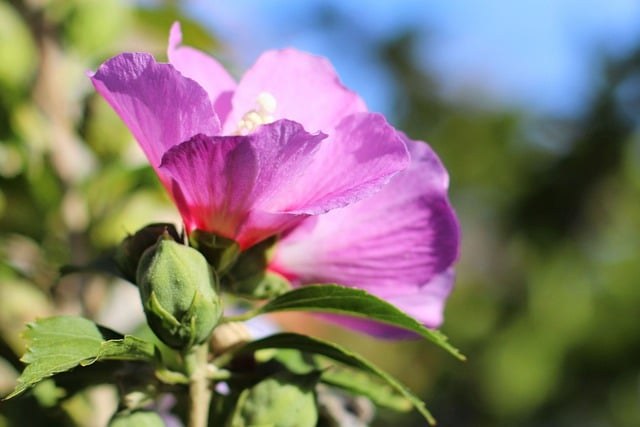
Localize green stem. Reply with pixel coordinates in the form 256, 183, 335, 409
183, 345, 212, 427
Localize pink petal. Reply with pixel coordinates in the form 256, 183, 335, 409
160, 117, 409, 249
279, 113, 410, 215
168, 22, 237, 125
270, 137, 460, 332
159, 120, 328, 249
223, 49, 367, 134
89, 53, 220, 176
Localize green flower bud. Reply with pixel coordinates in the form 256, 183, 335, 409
137, 239, 222, 349
108, 410, 165, 427
221, 236, 290, 299
115, 223, 182, 282
228, 370, 321, 427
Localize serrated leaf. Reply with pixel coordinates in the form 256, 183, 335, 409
255, 284, 464, 360
5, 316, 157, 399
216, 333, 437, 425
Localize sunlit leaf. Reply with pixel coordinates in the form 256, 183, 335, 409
5, 316, 157, 399
253, 284, 464, 360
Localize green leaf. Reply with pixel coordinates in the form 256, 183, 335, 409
216, 333, 437, 425
253, 284, 464, 360
322, 365, 413, 412
5, 316, 157, 399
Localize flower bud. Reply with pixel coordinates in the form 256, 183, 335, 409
115, 223, 182, 282
228, 370, 320, 427
221, 236, 290, 299
137, 239, 222, 349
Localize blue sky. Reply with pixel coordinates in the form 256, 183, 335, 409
185, 0, 640, 117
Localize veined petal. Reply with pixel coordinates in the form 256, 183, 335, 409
89, 53, 220, 174
223, 49, 367, 134
160, 117, 410, 249
168, 22, 237, 125
270, 137, 460, 329
159, 120, 326, 249
280, 113, 410, 215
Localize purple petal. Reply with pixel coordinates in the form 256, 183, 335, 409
223, 49, 367, 134
89, 53, 220, 176
279, 113, 410, 215
159, 120, 327, 249
168, 22, 237, 124
160, 116, 409, 249
270, 137, 460, 331
272, 137, 459, 286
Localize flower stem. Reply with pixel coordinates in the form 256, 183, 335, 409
183, 344, 212, 427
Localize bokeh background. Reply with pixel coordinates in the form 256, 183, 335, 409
1, 0, 640, 426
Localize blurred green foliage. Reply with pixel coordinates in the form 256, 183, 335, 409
0, 1, 639, 426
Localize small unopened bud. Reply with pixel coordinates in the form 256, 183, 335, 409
222, 236, 290, 299
115, 223, 182, 282
228, 370, 320, 427
137, 239, 222, 349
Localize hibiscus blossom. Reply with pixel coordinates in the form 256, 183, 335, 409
90, 22, 460, 335
269, 136, 460, 336
89, 23, 408, 249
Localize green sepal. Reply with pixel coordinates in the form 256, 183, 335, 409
189, 229, 241, 274
225, 270, 290, 300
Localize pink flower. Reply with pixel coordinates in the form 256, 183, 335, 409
269, 136, 460, 336
90, 22, 460, 335
89, 23, 409, 249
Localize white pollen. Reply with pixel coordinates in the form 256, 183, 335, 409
257, 92, 277, 113
235, 92, 278, 134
